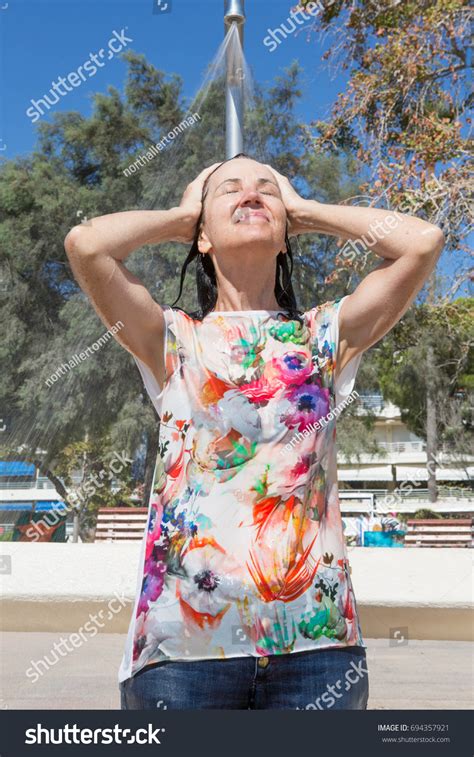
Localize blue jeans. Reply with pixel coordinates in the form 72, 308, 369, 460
120, 646, 369, 710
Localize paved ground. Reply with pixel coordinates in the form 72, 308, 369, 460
0, 634, 472, 710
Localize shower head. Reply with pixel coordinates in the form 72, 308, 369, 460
224, 0, 245, 31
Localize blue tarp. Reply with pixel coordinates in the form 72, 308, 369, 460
0, 461, 36, 477
363, 530, 405, 547
0, 502, 67, 511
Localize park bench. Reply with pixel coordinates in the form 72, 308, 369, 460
94, 507, 148, 542
405, 518, 473, 548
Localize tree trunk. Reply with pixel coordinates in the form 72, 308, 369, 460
390, 463, 397, 492
425, 256, 438, 504
426, 342, 438, 503
74, 431, 89, 543
72, 512, 80, 542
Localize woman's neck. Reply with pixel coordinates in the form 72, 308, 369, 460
210, 256, 280, 313
212, 290, 280, 313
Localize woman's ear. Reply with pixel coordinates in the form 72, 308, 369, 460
197, 227, 212, 254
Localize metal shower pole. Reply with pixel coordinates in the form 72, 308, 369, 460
224, 0, 246, 159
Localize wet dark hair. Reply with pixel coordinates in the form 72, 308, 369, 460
171, 152, 303, 322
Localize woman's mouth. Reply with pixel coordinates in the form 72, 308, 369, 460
233, 208, 270, 224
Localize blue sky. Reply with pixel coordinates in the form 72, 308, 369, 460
0, 0, 346, 157
0, 0, 470, 295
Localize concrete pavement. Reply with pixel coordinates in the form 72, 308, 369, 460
0, 635, 472, 710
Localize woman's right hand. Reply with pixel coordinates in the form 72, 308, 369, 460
174, 162, 222, 243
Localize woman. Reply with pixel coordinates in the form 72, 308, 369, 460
65, 154, 444, 710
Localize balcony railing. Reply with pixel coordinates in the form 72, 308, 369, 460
358, 394, 384, 410
0, 478, 57, 490
376, 441, 425, 453
345, 487, 473, 501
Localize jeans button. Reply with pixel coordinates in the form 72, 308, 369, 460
257, 656, 269, 668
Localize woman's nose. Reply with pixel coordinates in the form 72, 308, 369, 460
240, 189, 263, 205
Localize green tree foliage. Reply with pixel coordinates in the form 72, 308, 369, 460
376, 297, 473, 461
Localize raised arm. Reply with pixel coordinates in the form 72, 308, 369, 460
266, 165, 445, 378
64, 163, 220, 388
290, 202, 444, 376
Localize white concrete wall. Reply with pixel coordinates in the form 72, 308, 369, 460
0, 543, 472, 640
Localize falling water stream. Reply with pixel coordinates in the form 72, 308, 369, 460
141, 22, 266, 213
0, 20, 272, 537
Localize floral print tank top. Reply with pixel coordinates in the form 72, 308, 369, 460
119, 296, 366, 683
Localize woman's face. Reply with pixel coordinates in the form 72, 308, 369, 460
197, 157, 287, 258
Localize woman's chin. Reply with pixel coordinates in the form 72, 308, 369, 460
232, 226, 277, 242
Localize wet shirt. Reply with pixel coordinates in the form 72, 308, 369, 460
119, 297, 366, 683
